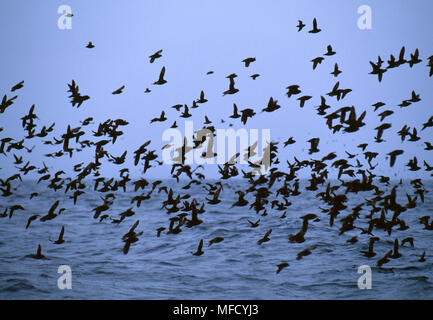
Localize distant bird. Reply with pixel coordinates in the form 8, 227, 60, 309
358, 143, 368, 151
9, 204, 24, 219
408, 48, 422, 67
257, 229, 272, 245
86, 42, 95, 48
206, 187, 222, 204
67, 80, 90, 108
30, 244, 45, 259
419, 251, 426, 262
248, 219, 260, 228
230, 104, 241, 119
242, 57, 256, 67
377, 250, 392, 267
396, 46, 408, 65
204, 115, 212, 124
112, 85, 125, 95
180, 105, 191, 118
250, 74, 260, 80
372, 102, 385, 111
387, 149, 404, 167
307, 138, 320, 154
240, 108, 256, 125
156, 227, 165, 237
369, 59, 387, 82
25, 214, 40, 229
283, 137, 296, 147
0, 94, 17, 113
324, 45, 336, 56
276, 262, 289, 274
122, 220, 142, 254
401, 237, 414, 248
153, 66, 167, 85
262, 97, 281, 113
286, 85, 301, 98
208, 237, 224, 246
192, 239, 204, 256
378, 110, 393, 122
296, 246, 317, 260
197, 90, 208, 103
311, 57, 324, 70
53, 226, 65, 244
289, 214, 317, 243
330, 63, 342, 77
421, 116, 433, 131
11, 81, 24, 92
150, 111, 167, 123
232, 191, 248, 207
149, 49, 163, 63
389, 239, 402, 259
296, 20, 306, 31
409, 90, 421, 103
297, 95, 312, 108
223, 77, 239, 96
308, 18, 321, 33
361, 237, 380, 257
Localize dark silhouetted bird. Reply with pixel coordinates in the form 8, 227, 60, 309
149, 49, 163, 63
308, 18, 321, 33
330, 63, 342, 77
153, 66, 167, 85
11, 81, 24, 92
192, 239, 204, 256
112, 85, 125, 95
296, 20, 306, 31
242, 57, 256, 67
276, 262, 289, 273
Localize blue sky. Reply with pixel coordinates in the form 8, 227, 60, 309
0, 0, 432, 179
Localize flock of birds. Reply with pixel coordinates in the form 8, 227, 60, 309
1, 17, 433, 275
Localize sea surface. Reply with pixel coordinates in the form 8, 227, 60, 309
0, 179, 432, 300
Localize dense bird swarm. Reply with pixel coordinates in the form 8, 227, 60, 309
1, 18, 433, 273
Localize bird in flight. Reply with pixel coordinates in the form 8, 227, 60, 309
112, 85, 125, 95
296, 20, 306, 31
30, 244, 45, 259
223, 77, 239, 96
276, 262, 289, 274
153, 66, 167, 85
149, 49, 163, 63
242, 57, 256, 67
308, 18, 321, 33
11, 81, 24, 92
324, 45, 336, 56
240, 108, 256, 125
192, 239, 204, 256
330, 63, 342, 77
311, 57, 324, 70
53, 226, 66, 244
150, 111, 167, 123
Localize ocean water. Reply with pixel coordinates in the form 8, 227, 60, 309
0, 179, 432, 300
